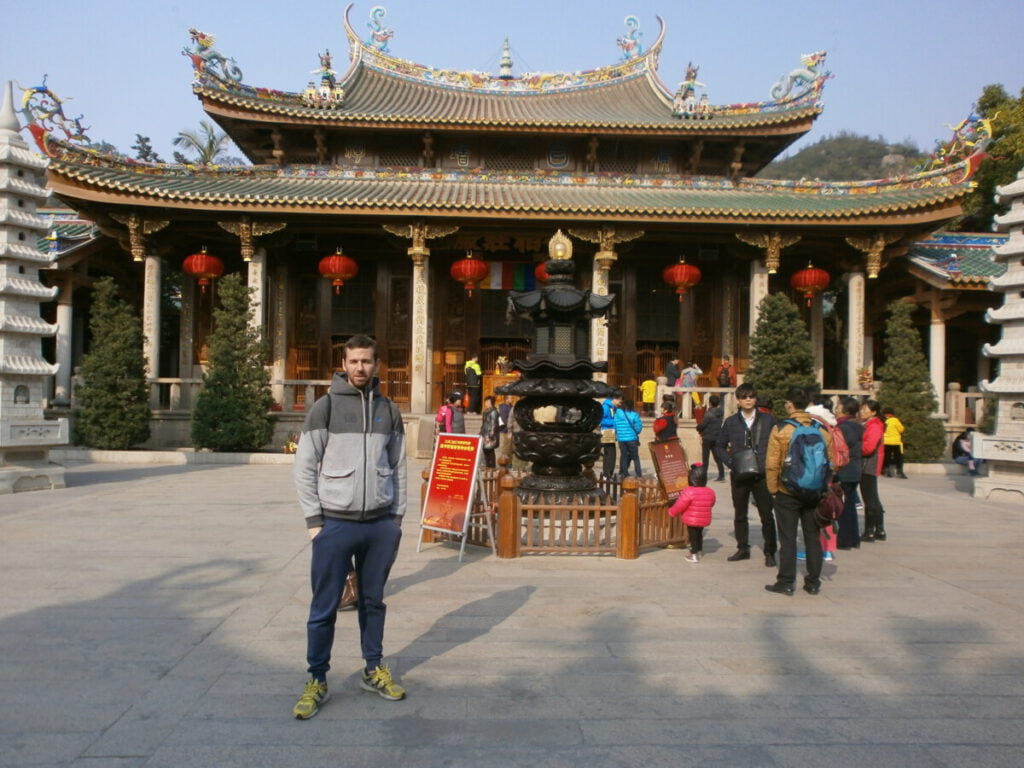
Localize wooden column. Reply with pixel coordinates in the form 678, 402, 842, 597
496, 474, 520, 558
271, 261, 289, 404
616, 476, 639, 559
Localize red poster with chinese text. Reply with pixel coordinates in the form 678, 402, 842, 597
421, 433, 482, 536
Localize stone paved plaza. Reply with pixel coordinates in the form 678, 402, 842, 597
1, 458, 1022, 767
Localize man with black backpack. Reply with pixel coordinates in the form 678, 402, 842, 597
764, 386, 836, 597
718, 383, 777, 566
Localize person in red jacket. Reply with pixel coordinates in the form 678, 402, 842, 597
668, 463, 716, 563
859, 399, 888, 542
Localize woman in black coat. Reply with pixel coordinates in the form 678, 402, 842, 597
696, 394, 726, 481
835, 397, 864, 549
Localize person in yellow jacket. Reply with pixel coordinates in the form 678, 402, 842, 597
763, 387, 836, 597
881, 408, 907, 478
464, 355, 483, 414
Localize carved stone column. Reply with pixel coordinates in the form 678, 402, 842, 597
568, 225, 643, 380
53, 278, 73, 406
271, 261, 288, 404
590, 258, 611, 381
247, 247, 267, 332
810, 293, 824, 385
930, 292, 948, 416
383, 221, 459, 412
142, 253, 161, 405
844, 271, 866, 390
749, 258, 769, 339
178, 274, 196, 381
719, 270, 736, 361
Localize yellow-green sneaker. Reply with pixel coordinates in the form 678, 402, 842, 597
359, 663, 406, 701
293, 678, 330, 719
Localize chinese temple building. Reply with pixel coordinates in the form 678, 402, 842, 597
21, 6, 1003, 445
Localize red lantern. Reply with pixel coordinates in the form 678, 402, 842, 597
182, 247, 224, 293
662, 258, 701, 302
534, 261, 550, 284
318, 248, 359, 294
450, 251, 489, 296
790, 263, 830, 306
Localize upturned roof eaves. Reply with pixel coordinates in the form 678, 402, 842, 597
48, 161, 966, 222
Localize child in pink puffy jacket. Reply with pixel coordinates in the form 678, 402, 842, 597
668, 463, 716, 563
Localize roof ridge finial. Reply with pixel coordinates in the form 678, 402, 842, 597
499, 38, 514, 80
0, 80, 21, 136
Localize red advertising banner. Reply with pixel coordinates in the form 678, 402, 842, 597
421, 433, 483, 536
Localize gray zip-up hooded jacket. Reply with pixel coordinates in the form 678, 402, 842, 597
293, 372, 407, 528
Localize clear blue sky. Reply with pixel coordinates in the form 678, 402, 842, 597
2, 0, 1021, 162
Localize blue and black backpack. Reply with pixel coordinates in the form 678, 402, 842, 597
780, 419, 831, 503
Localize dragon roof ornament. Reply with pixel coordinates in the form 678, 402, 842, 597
183, 28, 244, 88
915, 109, 997, 183
18, 75, 90, 158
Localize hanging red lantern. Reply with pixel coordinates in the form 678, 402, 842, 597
534, 261, 550, 284
790, 263, 830, 306
318, 248, 359, 294
182, 247, 224, 293
450, 251, 489, 296
662, 258, 701, 302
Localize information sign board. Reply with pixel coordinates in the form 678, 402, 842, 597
648, 438, 689, 502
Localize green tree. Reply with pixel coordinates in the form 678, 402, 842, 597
131, 134, 163, 163
759, 131, 925, 181
744, 292, 817, 417
75, 277, 151, 449
172, 120, 231, 165
191, 273, 274, 451
875, 299, 946, 462
953, 84, 1024, 231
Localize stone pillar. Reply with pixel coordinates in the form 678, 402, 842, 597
142, 254, 161, 407
749, 259, 769, 339
930, 299, 947, 416
248, 247, 267, 331
53, 278, 73, 406
409, 246, 431, 413
271, 262, 288, 404
590, 251, 613, 381
810, 293, 824, 385
845, 271, 866, 390
178, 276, 196, 381
719, 271, 736, 361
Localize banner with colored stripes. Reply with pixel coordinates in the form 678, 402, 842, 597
480, 262, 537, 291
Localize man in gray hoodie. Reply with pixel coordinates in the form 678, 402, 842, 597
292, 334, 407, 719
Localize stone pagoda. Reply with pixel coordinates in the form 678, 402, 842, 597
974, 165, 1024, 502
0, 81, 67, 493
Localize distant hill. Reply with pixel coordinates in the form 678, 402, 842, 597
758, 131, 926, 181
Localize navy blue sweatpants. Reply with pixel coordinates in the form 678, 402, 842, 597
306, 515, 402, 681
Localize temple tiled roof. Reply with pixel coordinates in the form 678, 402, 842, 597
193, 10, 824, 135
907, 231, 1007, 287
46, 154, 971, 225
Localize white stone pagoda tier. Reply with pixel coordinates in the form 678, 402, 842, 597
0, 80, 67, 493
975, 166, 1024, 502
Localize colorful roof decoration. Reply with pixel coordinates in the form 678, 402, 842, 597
907, 231, 1007, 288
35, 208, 97, 256
45, 147, 969, 224
187, 5, 827, 133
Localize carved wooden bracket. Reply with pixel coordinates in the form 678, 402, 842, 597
568, 225, 644, 269
735, 230, 801, 274
382, 220, 459, 265
110, 212, 170, 262
845, 231, 904, 279
217, 216, 287, 261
